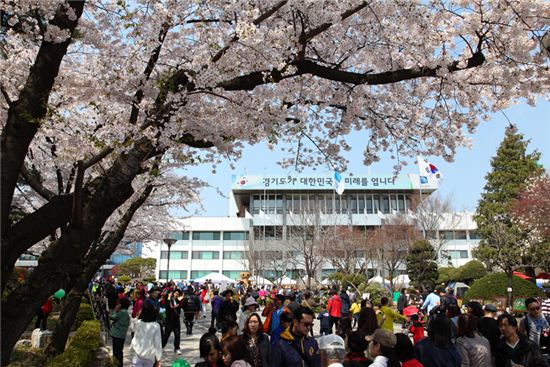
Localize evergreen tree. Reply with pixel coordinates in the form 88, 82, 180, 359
474, 125, 544, 305
406, 240, 439, 291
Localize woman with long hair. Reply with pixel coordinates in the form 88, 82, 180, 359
394, 333, 423, 367
414, 313, 461, 367
196, 330, 224, 367
455, 313, 493, 367
357, 307, 380, 340
222, 335, 252, 367
241, 313, 270, 367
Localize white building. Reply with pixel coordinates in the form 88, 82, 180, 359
154, 173, 481, 282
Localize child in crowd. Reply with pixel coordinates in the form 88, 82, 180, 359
408, 314, 425, 345
317, 305, 331, 336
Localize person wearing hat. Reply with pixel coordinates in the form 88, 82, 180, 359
218, 289, 240, 333
319, 334, 346, 367
476, 303, 500, 356
365, 329, 401, 367
238, 297, 259, 334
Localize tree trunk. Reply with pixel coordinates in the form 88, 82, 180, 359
0, 139, 154, 365
45, 290, 84, 356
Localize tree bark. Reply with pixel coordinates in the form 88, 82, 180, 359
1, 194, 73, 293
0, 1, 85, 237
0, 138, 154, 365
45, 184, 153, 356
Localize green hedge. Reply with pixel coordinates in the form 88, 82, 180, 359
464, 272, 544, 303
46, 320, 100, 367
75, 302, 94, 329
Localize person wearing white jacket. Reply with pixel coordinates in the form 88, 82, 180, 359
131, 301, 163, 367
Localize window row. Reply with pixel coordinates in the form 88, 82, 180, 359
160, 251, 221, 260
166, 231, 249, 241
431, 230, 479, 240
251, 194, 412, 215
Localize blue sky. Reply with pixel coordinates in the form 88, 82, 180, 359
180, 98, 550, 216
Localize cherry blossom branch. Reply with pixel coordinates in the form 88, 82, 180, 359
211, 0, 288, 63
129, 21, 171, 126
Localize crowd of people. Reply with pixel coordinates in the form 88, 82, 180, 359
91, 278, 550, 367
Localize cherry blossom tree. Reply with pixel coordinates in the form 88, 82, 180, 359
1, 0, 550, 361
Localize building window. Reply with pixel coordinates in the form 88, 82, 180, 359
19, 254, 38, 261
252, 194, 283, 214
192, 251, 220, 260
381, 195, 390, 214
390, 195, 398, 212
262, 251, 282, 260
253, 226, 282, 240
192, 231, 220, 241
448, 250, 469, 259
170, 231, 189, 240
455, 231, 467, 240
397, 195, 404, 211
223, 231, 249, 241
440, 231, 454, 240
190, 270, 217, 279
159, 270, 188, 280
160, 251, 188, 260
222, 271, 241, 280
468, 231, 480, 240
223, 251, 243, 260
366, 196, 374, 214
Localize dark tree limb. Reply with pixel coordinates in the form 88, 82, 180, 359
45, 183, 154, 356
0, 1, 85, 238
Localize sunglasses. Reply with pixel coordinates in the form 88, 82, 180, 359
300, 321, 314, 328
528, 306, 541, 311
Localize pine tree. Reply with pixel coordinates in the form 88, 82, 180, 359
474, 125, 544, 305
406, 240, 439, 291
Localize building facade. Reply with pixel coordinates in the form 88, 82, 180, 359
153, 173, 481, 282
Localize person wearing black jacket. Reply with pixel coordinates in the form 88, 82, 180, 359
476, 304, 500, 356
495, 313, 549, 367
162, 288, 183, 353
242, 313, 271, 367
183, 288, 201, 335
218, 289, 239, 332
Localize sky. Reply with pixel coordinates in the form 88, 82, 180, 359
179, 98, 550, 217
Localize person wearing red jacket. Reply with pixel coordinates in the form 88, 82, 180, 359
327, 289, 342, 334
35, 296, 53, 331
408, 314, 425, 345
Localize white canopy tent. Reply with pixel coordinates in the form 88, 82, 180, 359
277, 276, 297, 285
368, 275, 387, 285
393, 274, 410, 289
193, 272, 238, 284
251, 275, 272, 285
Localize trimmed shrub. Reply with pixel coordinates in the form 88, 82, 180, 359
464, 272, 544, 303
117, 275, 131, 284
75, 302, 94, 329
46, 320, 100, 367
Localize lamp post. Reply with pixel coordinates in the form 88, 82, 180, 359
163, 238, 177, 282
